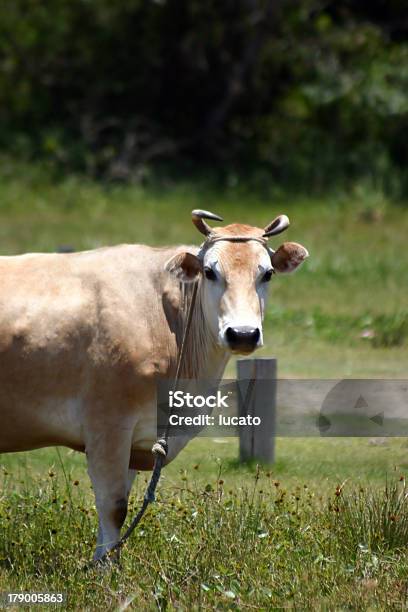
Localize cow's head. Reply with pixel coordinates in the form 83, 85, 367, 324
165, 210, 308, 355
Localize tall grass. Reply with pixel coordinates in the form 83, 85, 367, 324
1, 466, 408, 609
330, 479, 408, 554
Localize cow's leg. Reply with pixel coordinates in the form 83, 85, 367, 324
93, 469, 137, 560
86, 428, 134, 562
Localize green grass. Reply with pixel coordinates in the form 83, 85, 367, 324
3, 437, 408, 496
2, 440, 408, 609
1, 160, 408, 608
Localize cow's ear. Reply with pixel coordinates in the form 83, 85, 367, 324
164, 252, 202, 282
271, 242, 309, 273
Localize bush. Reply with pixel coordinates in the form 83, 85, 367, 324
1, 1, 408, 193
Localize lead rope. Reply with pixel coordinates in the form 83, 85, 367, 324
96, 281, 199, 564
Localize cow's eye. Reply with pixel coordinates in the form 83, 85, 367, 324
204, 267, 217, 281
261, 269, 273, 283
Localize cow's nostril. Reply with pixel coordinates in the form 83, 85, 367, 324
225, 326, 260, 352
225, 327, 238, 344
252, 328, 261, 344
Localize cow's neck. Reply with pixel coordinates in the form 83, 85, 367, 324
178, 281, 229, 381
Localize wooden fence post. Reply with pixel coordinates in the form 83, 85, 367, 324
237, 358, 277, 464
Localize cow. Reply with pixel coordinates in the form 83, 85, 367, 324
0, 210, 308, 560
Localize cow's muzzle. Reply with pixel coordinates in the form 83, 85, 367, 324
225, 326, 261, 353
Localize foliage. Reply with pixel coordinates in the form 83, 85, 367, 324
1, 1, 408, 192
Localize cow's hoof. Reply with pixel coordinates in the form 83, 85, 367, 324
83, 553, 120, 572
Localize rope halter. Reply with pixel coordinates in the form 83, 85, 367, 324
192, 208, 290, 259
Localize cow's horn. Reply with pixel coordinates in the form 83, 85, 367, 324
192, 209, 223, 237
263, 214, 290, 238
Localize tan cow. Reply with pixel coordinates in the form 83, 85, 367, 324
0, 210, 308, 560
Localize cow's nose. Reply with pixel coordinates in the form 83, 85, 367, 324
225, 326, 260, 353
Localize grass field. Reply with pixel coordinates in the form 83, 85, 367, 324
2, 440, 408, 609
1, 160, 408, 609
